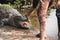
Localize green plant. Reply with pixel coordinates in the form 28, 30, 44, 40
0, 4, 12, 7
13, 0, 21, 9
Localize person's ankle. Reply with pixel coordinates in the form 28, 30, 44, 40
58, 32, 60, 38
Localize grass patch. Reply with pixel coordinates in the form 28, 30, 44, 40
0, 4, 12, 8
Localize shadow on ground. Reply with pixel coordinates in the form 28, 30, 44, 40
0, 25, 54, 40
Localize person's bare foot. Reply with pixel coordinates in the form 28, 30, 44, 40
58, 32, 60, 39
36, 33, 47, 39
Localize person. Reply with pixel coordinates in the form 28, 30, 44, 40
56, 0, 60, 38
56, 8, 60, 38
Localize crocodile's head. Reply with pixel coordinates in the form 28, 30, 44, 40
14, 16, 32, 29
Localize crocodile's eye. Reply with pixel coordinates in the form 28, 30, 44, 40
14, 16, 28, 22
23, 17, 28, 21
19, 16, 28, 21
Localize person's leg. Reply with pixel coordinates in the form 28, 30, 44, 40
57, 17, 60, 38
57, 17, 60, 31
56, 0, 60, 39
56, 8, 60, 32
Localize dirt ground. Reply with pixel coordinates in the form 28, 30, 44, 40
0, 25, 54, 40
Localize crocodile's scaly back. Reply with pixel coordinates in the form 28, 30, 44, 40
0, 6, 21, 19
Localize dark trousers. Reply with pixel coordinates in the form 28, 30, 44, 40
56, 8, 60, 32
33, 0, 39, 8
57, 17, 60, 32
